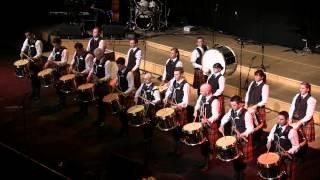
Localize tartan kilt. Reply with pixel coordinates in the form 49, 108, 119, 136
238, 135, 253, 162
192, 69, 207, 89
217, 95, 225, 115
204, 121, 219, 151
256, 106, 267, 129
175, 108, 188, 126
133, 69, 141, 89
293, 118, 315, 142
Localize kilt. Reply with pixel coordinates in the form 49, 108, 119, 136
205, 121, 219, 151
256, 106, 267, 129
192, 68, 207, 89
175, 108, 188, 127
217, 95, 225, 115
133, 69, 141, 89
293, 118, 315, 142
238, 135, 253, 162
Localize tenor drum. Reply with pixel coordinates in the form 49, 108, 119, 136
127, 105, 147, 127
14, 59, 29, 78
38, 68, 54, 87
59, 74, 76, 94
103, 93, 123, 114
257, 152, 282, 179
215, 136, 239, 162
156, 107, 176, 131
202, 45, 236, 76
77, 83, 95, 102
182, 122, 206, 146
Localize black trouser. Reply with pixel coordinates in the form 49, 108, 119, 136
233, 158, 247, 180
29, 63, 41, 98
119, 110, 129, 135
56, 84, 66, 106
171, 126, 183, 153
95, 83, 109, 123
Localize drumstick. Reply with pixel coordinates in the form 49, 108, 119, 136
193, 116, 197, 122
138, 96, 155, 105
22, 52, 35, 62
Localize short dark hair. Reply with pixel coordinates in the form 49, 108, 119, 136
74, 42, 83, 49
130, 37, 138, 44
278, 111, 289, 120
116, 57, 126, 65
213, 63, 223, 70
174, 67, 184, 74
171, 47, 180, 60
254, 69, 266, 83
230, 95, 242, 104
197, 36, 204, 40
52, 37, 62, 44
93, 26, 102, 33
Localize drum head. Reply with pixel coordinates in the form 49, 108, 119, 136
127, 105, 144, 113
202, 46, 237, 76
78, 83, 94, 90
38, 68, 53, 77
14, 59, 29, 66
183, 122, 202, 132
60, 74, 75, 81
103, 93, 119, 103
135, 13, 153, 30
258, 152, 280, 165
156, 108, 174, 117
216, 136, 236, 147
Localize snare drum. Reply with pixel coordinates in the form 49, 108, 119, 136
38, 68, 54, 87
127, 105, 147, 127
156, 107, 176, 131
103, 93, 123, 114
14, 59, 29, 78
182, 122, 206, 146
257, 152, 282, 179
215, 136, 239, 162
59, 74, 76, 94
77, 83, 95, 102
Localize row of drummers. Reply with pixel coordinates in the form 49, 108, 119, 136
15, 32, 317, 179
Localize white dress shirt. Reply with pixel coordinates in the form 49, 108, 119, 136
288, 93, 317, 124
220, 108, 254, 137
21, 39, 43, 59
86, 37, 105, 52
165, 78, 190, 108
161, 58, 183, 81
70, 52, 94, 74
126, 47, 142, 71
267, 124, 300, 154
194, 94, 221, 123
47, 48, 68, 66
135, 83, 161, 104
206, 72, 225, 96
190, 46, 204, 69
245, 80, 269, 107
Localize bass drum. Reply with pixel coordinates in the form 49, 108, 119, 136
202, 45, 237, 76
135, 13, 153, 30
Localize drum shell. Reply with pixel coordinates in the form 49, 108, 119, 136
215, 137, 239, 162
257, 157, 281, 179
182, 125, 206, 146
77, 85, 95, 103
157, 112, 177, 131
39, 73, 54, 88
59, 75, 76, 94
127, 106, 147, 127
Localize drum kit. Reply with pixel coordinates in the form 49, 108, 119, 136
128, 0, 169, 31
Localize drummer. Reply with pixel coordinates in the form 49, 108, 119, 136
266, 111, 300, 179
87, 48, 118, 126
69, 42, 94, 85
164, 67, 190, 156
44, 37, 69, 108
68, 42, 94, 116
161, 48, 183, 85
86, 27, 106, 55
116, 57, 135, 136
134, 73, 161, 142
207, 63, 225, 113
219, 95, 254, 180
193, 83, 221, 171
20, 30, 43, 101
190, 37, 208, 96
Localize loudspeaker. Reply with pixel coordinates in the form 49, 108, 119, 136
55, 23, 84, 39
102, 24, 125, 39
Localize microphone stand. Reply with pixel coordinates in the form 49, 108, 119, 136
244, 56, 257, 90
239, 39, 244, 96
211, 3, 219, 48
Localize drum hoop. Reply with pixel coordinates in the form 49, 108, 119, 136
14, 59, 29, 66
257, 153, 280, 167
127, 105, 144, 113
216, 136, 237, 149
